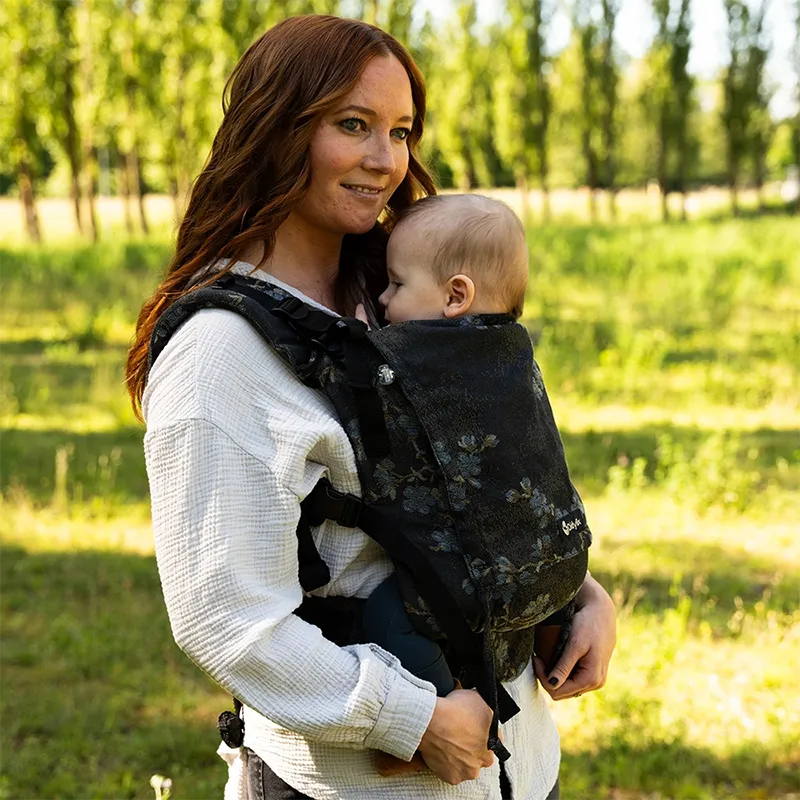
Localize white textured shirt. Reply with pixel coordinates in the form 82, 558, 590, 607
143, 266, 561, 800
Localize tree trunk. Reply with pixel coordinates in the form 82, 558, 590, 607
608, 188, 618, 221
120, 151, 135, 235
60, 47, 84, 236
70, 173, 83, 235
730, 180, 739, 216
17, 160, 42, 244
132, 149, 149, 235
83, 144, 100, 243
80, 0, 99, 241
173, 51, 190, 216
754, 151, 766, 213
540, 158, 550, 223
516, 172, 531, 226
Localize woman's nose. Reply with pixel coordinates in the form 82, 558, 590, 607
363, 133, 395, 175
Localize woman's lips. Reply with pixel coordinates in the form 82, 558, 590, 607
341, 183, 384, 197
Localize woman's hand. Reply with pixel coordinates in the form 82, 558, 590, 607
418, 689, 495, 785
533, 574, 617, 700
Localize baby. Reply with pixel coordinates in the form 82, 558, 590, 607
361, 194, 563, 709
378, 193, 528, 326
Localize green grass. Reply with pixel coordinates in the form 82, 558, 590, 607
1, 214, 799, 799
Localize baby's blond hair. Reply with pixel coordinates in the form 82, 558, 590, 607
392, 194, 529, 319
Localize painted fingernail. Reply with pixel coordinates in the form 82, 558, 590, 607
548, 677, 559, 686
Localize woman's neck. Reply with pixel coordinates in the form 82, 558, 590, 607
242, 213, 343, 311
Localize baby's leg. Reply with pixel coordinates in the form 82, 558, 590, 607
362, 574, 456, 697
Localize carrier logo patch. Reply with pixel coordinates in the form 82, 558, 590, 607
558, 509, 587, 536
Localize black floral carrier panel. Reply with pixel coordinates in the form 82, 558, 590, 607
148, 273, 592, 762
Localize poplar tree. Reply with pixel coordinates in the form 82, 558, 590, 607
599, 0, 620, 219
0, 0, 49, 242
743, 0, 772, 212
495, 0, 553, 221
794, 0, 800, 213
645, 0, 694, 221
722, 0, 761, 216
49, 0, 85, 235
573, 0, 601, 220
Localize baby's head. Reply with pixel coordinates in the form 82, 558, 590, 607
379, 194, 529, 324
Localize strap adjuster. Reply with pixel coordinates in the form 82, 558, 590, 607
303, 479, 363, 529
273, 296, 308, 321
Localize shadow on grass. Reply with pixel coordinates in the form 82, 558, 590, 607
590, 536, 798, 618
3, 422, 796, 507
2, 543, 797, 799
1, 426, 147, 504
1, 545, 227, 800
561, 735, 799, 799
560, 425, 799, 494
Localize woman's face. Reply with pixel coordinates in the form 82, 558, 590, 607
296, 54, 413, 237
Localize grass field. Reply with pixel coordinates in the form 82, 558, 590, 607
1, 199, 799, 799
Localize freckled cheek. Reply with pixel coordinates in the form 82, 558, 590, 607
391, 148, 410, 191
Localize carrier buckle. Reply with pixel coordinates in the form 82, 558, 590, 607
273, 296, 308, 321
304, 479, 363, 529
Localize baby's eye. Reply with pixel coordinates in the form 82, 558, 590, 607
340, 117, 366, 133
391, 127, 411, 141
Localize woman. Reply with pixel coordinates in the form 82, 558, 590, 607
127, 15, 616, 800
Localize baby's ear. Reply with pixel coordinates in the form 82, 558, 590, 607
444, 274, 476, 318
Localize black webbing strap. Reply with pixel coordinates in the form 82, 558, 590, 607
304, 478, 518, 761
295, 513, 331, 592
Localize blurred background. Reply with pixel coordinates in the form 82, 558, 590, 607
1, 1, 798, 799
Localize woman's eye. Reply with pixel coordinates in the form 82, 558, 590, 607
340, 117, 366, 133
392, 127, 411, 141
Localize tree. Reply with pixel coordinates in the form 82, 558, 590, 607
1, 0, 51, 242
77, 0, 102, 240
722, 0, 772, 216
572, 0, 602, 219
430, 2, 504, 190
383, 0, 414, 44
49, 0, 85, 235
147, 0, 221, 219
794, 0, 800, 213
644, 0, 694, 221
599, 0, 620, 218
495, 0, 554, 221
742, 0, 773, 211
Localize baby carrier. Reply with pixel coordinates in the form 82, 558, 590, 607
148, 273, 592, 763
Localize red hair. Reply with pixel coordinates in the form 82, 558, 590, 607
126, 15, 436, 418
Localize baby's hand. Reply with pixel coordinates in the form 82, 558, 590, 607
355, 303, 371, 329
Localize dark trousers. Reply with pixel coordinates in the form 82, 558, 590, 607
245, 748, 560, 799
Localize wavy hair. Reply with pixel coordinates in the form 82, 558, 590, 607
126, 15, 436, 418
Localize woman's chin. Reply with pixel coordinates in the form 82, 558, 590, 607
340, 215, 382, 236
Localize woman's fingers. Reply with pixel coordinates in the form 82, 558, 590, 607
535, 575, 617, 701
418, 689, 495, 785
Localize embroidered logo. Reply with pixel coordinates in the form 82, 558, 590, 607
558, 509, 587, 536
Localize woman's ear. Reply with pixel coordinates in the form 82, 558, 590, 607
443, 274, 476, 318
